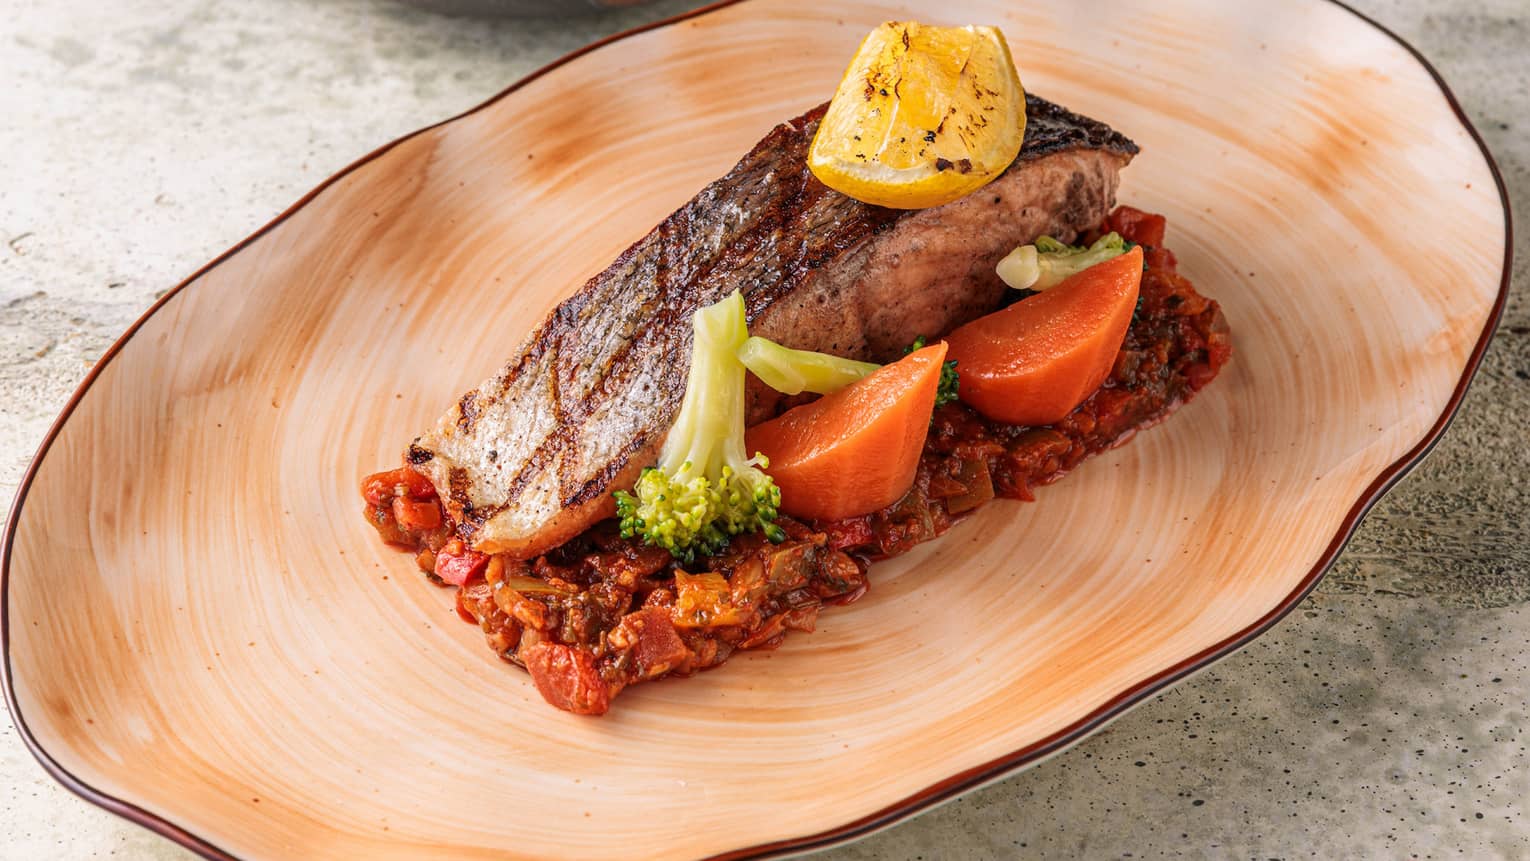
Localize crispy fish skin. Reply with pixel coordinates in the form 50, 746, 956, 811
410, 94, 1138, 559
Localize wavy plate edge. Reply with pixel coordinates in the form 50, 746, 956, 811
0, 1, 1512, 859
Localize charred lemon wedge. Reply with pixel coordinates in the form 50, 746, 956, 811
809, 22, 1026, 210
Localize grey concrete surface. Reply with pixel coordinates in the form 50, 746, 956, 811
1, 0, 1525, 858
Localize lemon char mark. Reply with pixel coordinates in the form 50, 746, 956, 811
810, 21, 1026, 209
854, 24, 981, 166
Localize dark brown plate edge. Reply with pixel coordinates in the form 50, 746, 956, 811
0, 2, 1511, 860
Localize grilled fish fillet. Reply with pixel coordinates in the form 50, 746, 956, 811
409, 94, 1138, 559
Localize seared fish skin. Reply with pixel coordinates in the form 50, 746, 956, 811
410, 94, 1138, 559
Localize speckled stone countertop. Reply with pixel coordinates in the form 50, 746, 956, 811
2, 0, 1525, 858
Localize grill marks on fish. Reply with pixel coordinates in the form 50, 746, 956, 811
413, 94, 1138, 558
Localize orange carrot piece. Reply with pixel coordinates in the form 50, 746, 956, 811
745, 343, 948, 522
944, 245, 1143, 427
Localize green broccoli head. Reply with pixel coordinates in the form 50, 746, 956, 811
614, 291, 784, 563
616, 462, 783, 562
905, 335, 960, 408
997, 231, 1129, 291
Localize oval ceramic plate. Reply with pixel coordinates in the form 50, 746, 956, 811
1, 1, 1509, 859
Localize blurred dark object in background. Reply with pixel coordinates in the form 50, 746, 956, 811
396, 0, 660, 16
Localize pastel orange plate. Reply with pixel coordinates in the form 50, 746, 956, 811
0, 1, 1508, 859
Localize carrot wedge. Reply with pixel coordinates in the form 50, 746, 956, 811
745, 343, 948, 521
945, 245, 1143, 426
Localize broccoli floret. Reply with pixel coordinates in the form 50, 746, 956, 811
905, 335, 960, 407
737, 336, 880, 395
614, 291, 784, 563
996, 231, 1129, 291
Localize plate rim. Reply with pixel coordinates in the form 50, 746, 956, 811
1, 1, 1512, 859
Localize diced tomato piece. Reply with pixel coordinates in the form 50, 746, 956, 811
1107, 205, 1167, 248
434, 542, 488, 586
398, 468, 437, 500
1183, 360, 1218, 392
363, 503, 413, 546
623, 608, 691, 678
821, 518, 876, 552
361, 471, 396, 507
456, 581, 493, 625
361, 467, 438, 507
391, 495, 442, 531
520, 642, 611, 715
1144, 246, 1177, 273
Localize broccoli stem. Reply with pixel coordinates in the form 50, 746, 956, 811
737, 336, 880, 396
997, 231, 1129, 291
661, 291, 752, 480
743, 332, 961, 408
